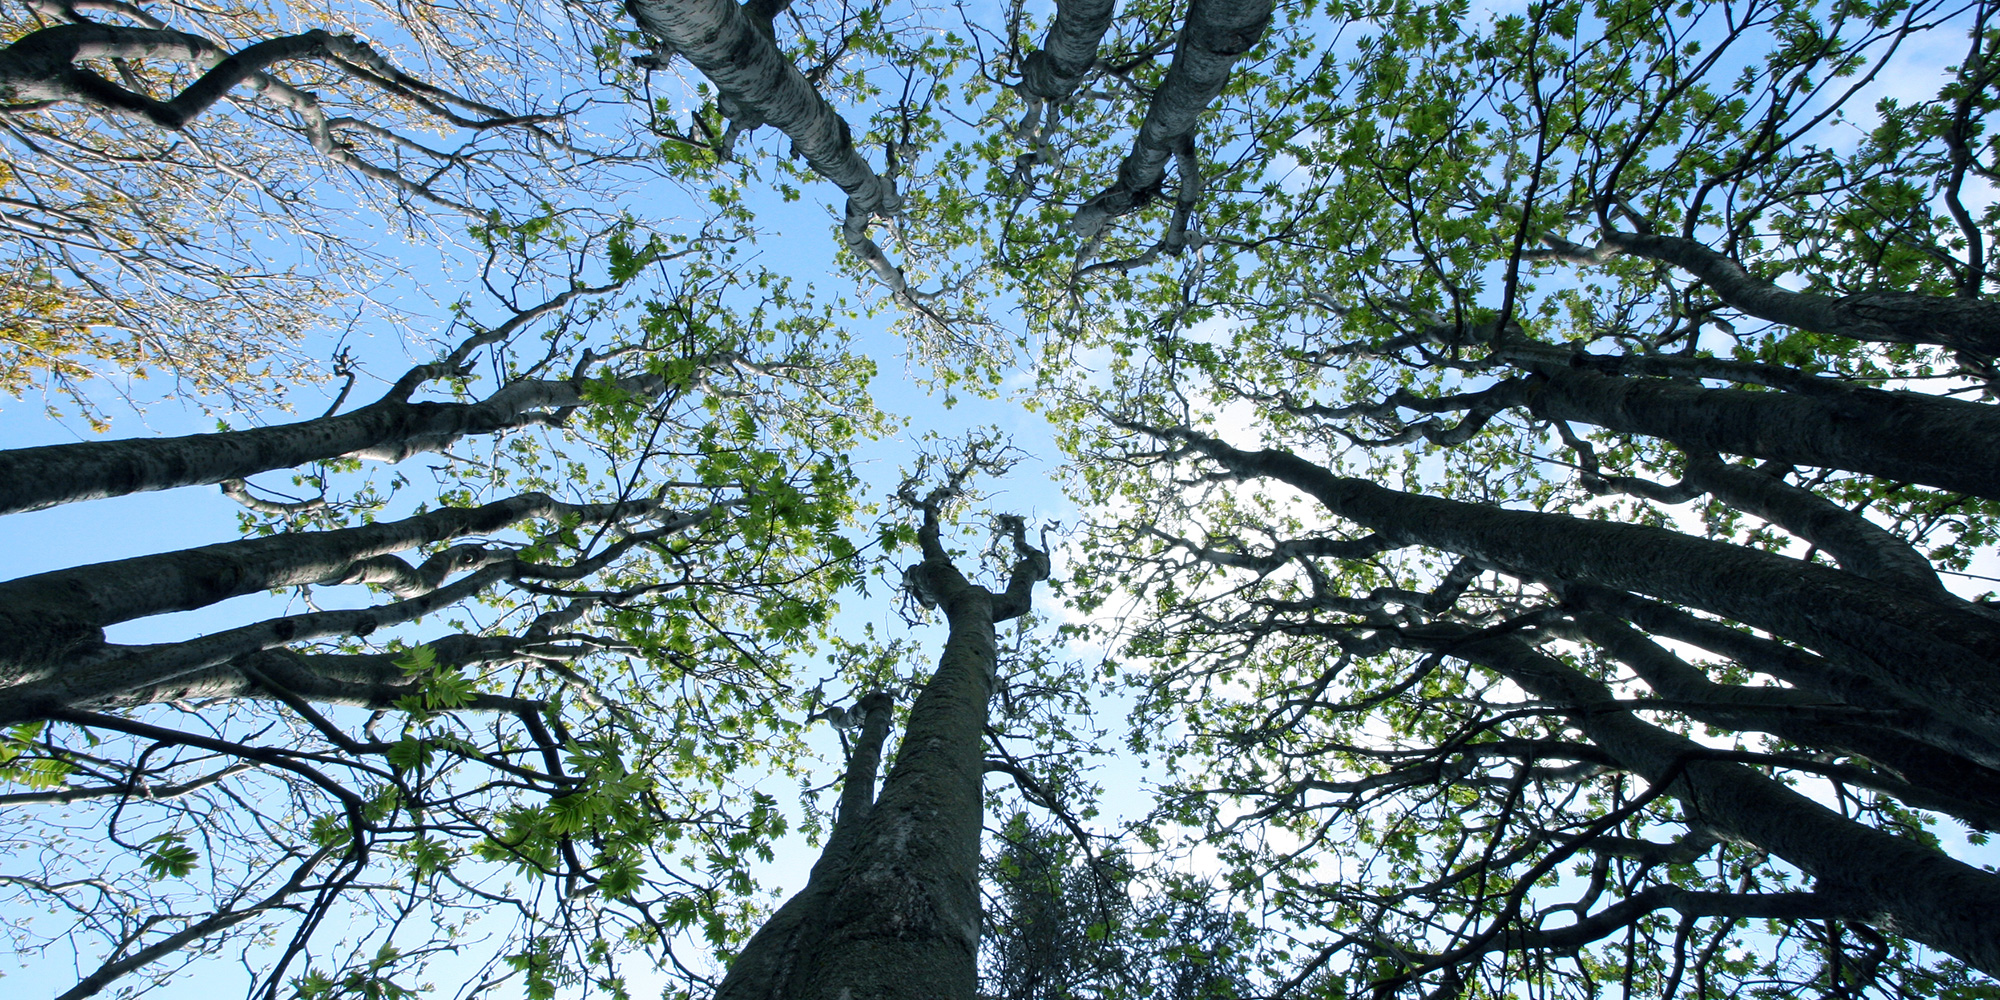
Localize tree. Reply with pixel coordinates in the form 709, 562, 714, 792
981, 814, 1259, 1000
0, 239, 885, 998
0, 0, 643, 416
711, 444, 1051, 1000
1036, 0, 2000, 995
12, 0, 2000, 996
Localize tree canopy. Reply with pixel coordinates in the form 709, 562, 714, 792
4, 0, 2000, 998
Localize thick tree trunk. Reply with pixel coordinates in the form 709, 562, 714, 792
1, 24, 332, 127
0, 493, 648, 710
1019, 0, 1117, 102
1444, 627, 2000, 976
49, 633, 535, 715
1678, 452, 1946, 594
624, 0, 914, 296
0, 494, 592, 635
625, 0, 890, 213
716, 508, 1046, 1000
1070, 0, 1271, 238
1598, 231, 2000, 356
1166, 427, 2000, 748
1516, 366, 2000, 502
791, 590, 998, 996
0, 369, 662, 515
715, 690, 900, 998
1569, 612, 2000, 824
1560, 584, 2000, 773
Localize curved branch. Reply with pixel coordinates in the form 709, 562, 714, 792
1586, 229, 2000, 356
1071, 0, 1271, 241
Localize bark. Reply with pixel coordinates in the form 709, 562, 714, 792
1561, 585, 1891, 702
1441, 626, 2000, 977
714, 689, 898, 999
64, 633, 540, 713
1678, 452, 1946, 594
0, 358, 658, 516
1488, 340, 1881, 392
1019, 0, 1117, 102
1516, 365, 2000, 503
0, 493, 650, 697
1070, 0, 1271, 239
716, 507, 1048, 1000
623, 0, 912, 297
1568, 612, 2000, 826
1160, 426, 2000, 747
0, 24, 327, 128
1599, 230, 2000, 356
1560, 584, 2000, 772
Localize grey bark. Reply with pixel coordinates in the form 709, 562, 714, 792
712, 688, 899, 1000
0, 493, 604, 638
1567, 611, 2000, 827
716, 507, 1048, 1000
1441, 626, 2000, 977
1160, 426, 2000, 750
0, 565, 516, 726
0, 493, 656, 719
1515, 365, 2000, 503
1070, 0, 1271, 238
1559, 584, 2000, 773
65, 633, 544, 714
1677, 452, 1946, 594
2, 24, 333, 127
1488, 340, 1886, 392
623, 0, 913, 297
1019, 0, 1117, 102
0, 296, 649, 515
1598, 230, 2000, 356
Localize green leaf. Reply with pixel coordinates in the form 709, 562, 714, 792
141, 834, 200, 880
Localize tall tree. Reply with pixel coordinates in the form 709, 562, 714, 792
0, 246, 884, 999
713, 446, 1051, 1000
1040, 0, 2000, 994
0, 0, 646, 415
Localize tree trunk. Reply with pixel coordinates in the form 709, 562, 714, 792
1020, 0, 1117, 102
1165, 427, 2000, 747
1070, 0, 1271, 238
0, 24, 330, 127
1598, 231, 2000, 356
716, 507, 1047, 1000
1567, 611, 2000, 824
0, 369, 662, 515
0, 493, 650, 718
1678, 452, 1946, 594
625, 0, 890, 213
1443, 626, 2000, 976
714, 689, 901, 999
623, 0, 914, 296
1517, 364, 2000, 502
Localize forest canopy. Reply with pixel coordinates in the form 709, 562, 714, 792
2, 0, 1998, 998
